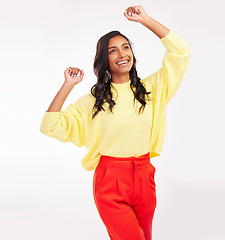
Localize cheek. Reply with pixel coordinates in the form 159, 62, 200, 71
108, 56, 114, 67
129, 56, 134, 68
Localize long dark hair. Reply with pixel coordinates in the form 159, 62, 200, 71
91, 30, 151, 119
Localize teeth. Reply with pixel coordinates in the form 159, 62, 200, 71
117, 60, 128, 66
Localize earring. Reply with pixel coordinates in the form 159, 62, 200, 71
105, 69, 111, 82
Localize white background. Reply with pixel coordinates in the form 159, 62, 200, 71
1, 0, 225, 239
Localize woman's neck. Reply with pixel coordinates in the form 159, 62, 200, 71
111, 72, 130, 84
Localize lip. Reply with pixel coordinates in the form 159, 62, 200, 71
116, 59, 130, 66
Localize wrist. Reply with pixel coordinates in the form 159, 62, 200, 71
140, 15, 152, 26
61, 82, 76, 94
63, 81, 76, 88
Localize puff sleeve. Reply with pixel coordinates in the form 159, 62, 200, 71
150, 30, 191, 107
40, 99, 86, 147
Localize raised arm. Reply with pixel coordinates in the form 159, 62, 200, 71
47, 67, 84, 112
124, 6, 191, 106
124, 5, 170, 39
40, 67, 86, 147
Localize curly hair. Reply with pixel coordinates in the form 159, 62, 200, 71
91, 30, 151, 119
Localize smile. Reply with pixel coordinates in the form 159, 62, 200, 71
116, 60, 129, 66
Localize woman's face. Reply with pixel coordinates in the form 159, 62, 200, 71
107, 35, 133, 75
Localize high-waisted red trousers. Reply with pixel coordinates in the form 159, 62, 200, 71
93, 152, 157, 240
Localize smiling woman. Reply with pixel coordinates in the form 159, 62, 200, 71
40, 5, 191, 240
107, 36, 133, 80
91, 30, 151, 120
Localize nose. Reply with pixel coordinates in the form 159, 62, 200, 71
118, 49, 126, 57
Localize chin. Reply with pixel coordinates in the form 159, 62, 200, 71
118, 66, 132, 74
117, 70, 130, 75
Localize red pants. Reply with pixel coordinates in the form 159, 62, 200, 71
93, 152, 157, 240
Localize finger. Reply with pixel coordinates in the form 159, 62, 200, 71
128, 7, 134, 13
132, 7, 140, 17
135, 6, 141, 16
68, 67, 72, 75
80, 69, 84, 78
126, 9, 134, 18
69, 67, 73, 76
127, 7, 134, 16
75, 68, 79, 75
129, 6, 137, 16
127, 7, 137, 17
72, 68, 77, 76
124, 9, 130, 19
71, 67, 75, 76
76, 69, 81, 77
131, 6, 139, 14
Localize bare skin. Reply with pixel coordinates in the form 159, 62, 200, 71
124, 6, 170, 39
107, 35, 133, 84
46, 5, 170, 112
46, 67, 84, 112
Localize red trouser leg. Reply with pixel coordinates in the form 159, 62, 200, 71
137, 210, 155, 240
93, 152, 157, 240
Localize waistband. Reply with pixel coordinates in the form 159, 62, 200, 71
98, 152, 150, 169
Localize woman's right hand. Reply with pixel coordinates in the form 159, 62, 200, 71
64, 67, 84, 86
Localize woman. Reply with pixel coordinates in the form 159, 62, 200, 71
40, 5, 191, 240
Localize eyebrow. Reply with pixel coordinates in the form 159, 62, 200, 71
108, 42, 129, 50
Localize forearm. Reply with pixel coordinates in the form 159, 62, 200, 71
140, 15, 170, 39
46, 82, 75, 112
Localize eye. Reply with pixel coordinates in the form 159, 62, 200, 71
124, 45, 130, 50
109, 49, 116, 54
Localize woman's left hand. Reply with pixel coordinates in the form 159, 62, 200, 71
124, 5, 149, 23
